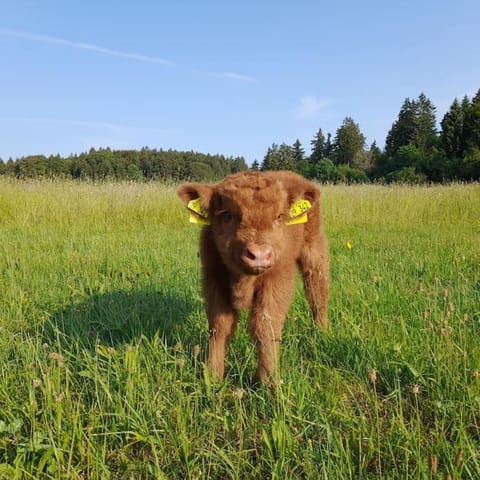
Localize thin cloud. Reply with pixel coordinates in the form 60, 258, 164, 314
0, 27, 173, 65
207, 71, 256, 82
0, 27, 254, 81
295, 96, 332, 119
0, 116, 174, 134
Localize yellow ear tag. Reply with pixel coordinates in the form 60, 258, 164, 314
285, 199, 312, 225
187, 198, 211, 225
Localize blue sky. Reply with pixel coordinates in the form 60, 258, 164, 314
1, 1, 479, 164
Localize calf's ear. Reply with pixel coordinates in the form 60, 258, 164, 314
287, 177, 320, 206
177, 183, 214, 224
177, 183, 213, 209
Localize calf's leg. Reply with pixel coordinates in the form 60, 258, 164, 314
248, 267, 296, 385
298, 232, 330, 328
205, 299, 238, 380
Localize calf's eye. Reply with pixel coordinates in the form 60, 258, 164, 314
221, 211, 233, 223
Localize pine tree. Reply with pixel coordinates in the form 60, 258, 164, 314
386, 94, 438, 158
414, 93, 437, 154
385, 98, 418, 157
333, 117, 366, 166
278, 143, 296, 170
440, 98, 464, 158
463, 89, 480, 153
251, 160, 260, 170
369, 141, 383, 170
310, 128, 325, 164
261, 144, 280, 170
324, 133, 334, 159
292, 139, 305, 163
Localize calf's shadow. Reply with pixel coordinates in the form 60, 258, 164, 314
42, 288, 202, 352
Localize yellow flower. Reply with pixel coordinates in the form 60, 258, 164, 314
346, 241, 352, 250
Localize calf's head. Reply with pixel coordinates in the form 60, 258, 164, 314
178, 171, 319, 276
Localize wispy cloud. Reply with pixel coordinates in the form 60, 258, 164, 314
0, 116, 174, 134
0, 27, 173, 65
0, 27, 254, 81
295, 96, 332, 119
207, 71, 256, 82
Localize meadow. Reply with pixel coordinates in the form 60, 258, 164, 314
0, 178, 479, 479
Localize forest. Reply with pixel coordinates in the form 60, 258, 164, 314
1, 89, 479, 183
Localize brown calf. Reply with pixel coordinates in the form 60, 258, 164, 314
177, 170, 329, 385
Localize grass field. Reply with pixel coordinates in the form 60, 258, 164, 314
0, 178, 479, 479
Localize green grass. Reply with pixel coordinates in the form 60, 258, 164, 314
0, 178, 479, 479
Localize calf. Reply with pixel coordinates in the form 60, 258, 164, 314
177, 171, 329, 385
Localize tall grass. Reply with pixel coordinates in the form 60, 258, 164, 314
0, 179, 479, 479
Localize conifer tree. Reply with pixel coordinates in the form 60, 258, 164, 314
333, 117, 366, 166
414, 93, 437, 154
385, 98, 418, 157
463, 89, 480, 152
324, 133, 334, 159
292, 139, 305, 163
440, 98, 465, 159
310, 129, 325, 164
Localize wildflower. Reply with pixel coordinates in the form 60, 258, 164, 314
32, 379, 42, 388
49, 352, 64, 367
368, 368, 377, 385
346, 241, 352, 250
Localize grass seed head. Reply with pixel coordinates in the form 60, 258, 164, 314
54, 392, 65, 403
193, 344, 201, 359
49, 352, 64, 367
233, 388, 245, 400
368, 369, 377, 385
428, 454, 438, 474
455, 449, 463, 466
176, 358, 186, 369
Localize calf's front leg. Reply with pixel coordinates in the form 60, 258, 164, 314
205, 298, 238, 380
299, 232, 330, 329
248, 267, 296, 385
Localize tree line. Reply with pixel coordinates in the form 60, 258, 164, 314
1, 89, 479, 183
0, 147, 248, 182
256, 89, 480, 183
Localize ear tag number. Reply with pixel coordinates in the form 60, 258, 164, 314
187, 198, 211, 225
285, 199, 311, 225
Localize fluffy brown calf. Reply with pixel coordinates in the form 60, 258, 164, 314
177, 170, 329, 385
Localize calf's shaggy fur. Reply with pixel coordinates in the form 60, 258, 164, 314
178, 171, 329, 385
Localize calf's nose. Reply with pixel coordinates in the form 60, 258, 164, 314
241, 244, 273, 270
